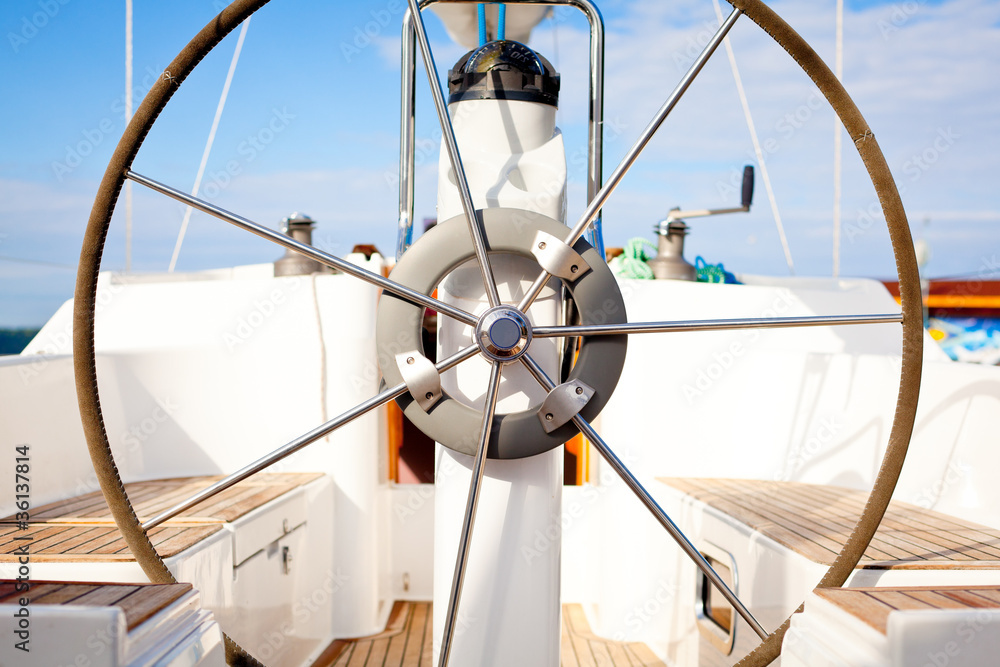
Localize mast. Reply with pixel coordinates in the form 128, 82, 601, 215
125, 0, 133, 273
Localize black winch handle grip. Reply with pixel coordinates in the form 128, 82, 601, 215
741, 165, 755, 210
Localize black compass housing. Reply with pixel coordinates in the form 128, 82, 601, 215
448, 40, 560, 107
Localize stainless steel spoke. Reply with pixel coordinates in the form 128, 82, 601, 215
142, 345, 479, 530
532, 313, 903, 338
519, 353, 769, 641
438, 361, 503, 667
405, 0, 501, 309
126, 170, 478, 327
517, 6, 744, 314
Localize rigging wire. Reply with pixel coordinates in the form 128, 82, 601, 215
168, 17, 251, 273
711, 0, 795, 275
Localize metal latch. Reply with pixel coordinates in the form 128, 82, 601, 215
537, 379, 594, 433
396, 351, 443, 412
531, 231, 591, 280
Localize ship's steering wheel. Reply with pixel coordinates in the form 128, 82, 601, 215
74, 1, 922, 665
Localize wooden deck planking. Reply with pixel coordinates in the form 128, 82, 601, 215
115, 583, 194, 630
907, 589, 978, 609
691, 478, 969, 562
717, 478, 961, 561
0, 582, 91, 604
565, 603, 599, 667
788, 481, 1000, 559
66, 585, 142, 608
0, 581, 193, 631
704, 478, 909, 560
325, 602, 664, 666
712, 477, 994, 561
626, 642, 666, 666
865, 589, 936, 612
667, 479, 844, 563
0, 524, 224, 562
0, 473, 321, 562
561, 610, 580, 667
970, 589, 1000, 605
816, 586, 1000, 635
402, 601, 429, 665
30, 584, 104, 605
381, 603, 412, 667
815, 589, 896, 634
0, 473, 323, 526
660, 478, 1000, 569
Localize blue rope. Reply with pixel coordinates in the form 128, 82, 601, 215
478, 3, 506, 44
478, 4, 487, 45
695, 256, 740, 284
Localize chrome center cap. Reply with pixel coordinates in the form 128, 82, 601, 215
475, 306, 532, 362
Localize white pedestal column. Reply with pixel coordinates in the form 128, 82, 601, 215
433, 447, 562, 665
433, 257, 563, 665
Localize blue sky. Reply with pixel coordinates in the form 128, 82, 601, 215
1, 0, 998, 327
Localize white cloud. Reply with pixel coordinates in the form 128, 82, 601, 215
3, 0, 998, 326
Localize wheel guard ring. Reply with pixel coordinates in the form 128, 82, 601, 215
375, 208, 627, 459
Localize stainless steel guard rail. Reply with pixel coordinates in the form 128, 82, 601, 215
397, 0, 606, 259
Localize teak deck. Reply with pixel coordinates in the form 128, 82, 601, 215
0, 581, 192, 631
0, 472, 322, 562
321, 602, 665, 667
660, 478, 1000, 569
815, 586, 1000, 634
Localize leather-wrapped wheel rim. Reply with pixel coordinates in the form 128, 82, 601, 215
72, 1, 922, 665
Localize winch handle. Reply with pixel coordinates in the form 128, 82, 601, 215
741, 165, 754, 210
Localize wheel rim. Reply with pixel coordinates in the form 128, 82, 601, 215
72, 1, 923, 666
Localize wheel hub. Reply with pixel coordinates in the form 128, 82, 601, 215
374, 209, 627, 459
476, 306, 532, 362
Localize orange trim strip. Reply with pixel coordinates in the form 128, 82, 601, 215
893, 295, 1000, 308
